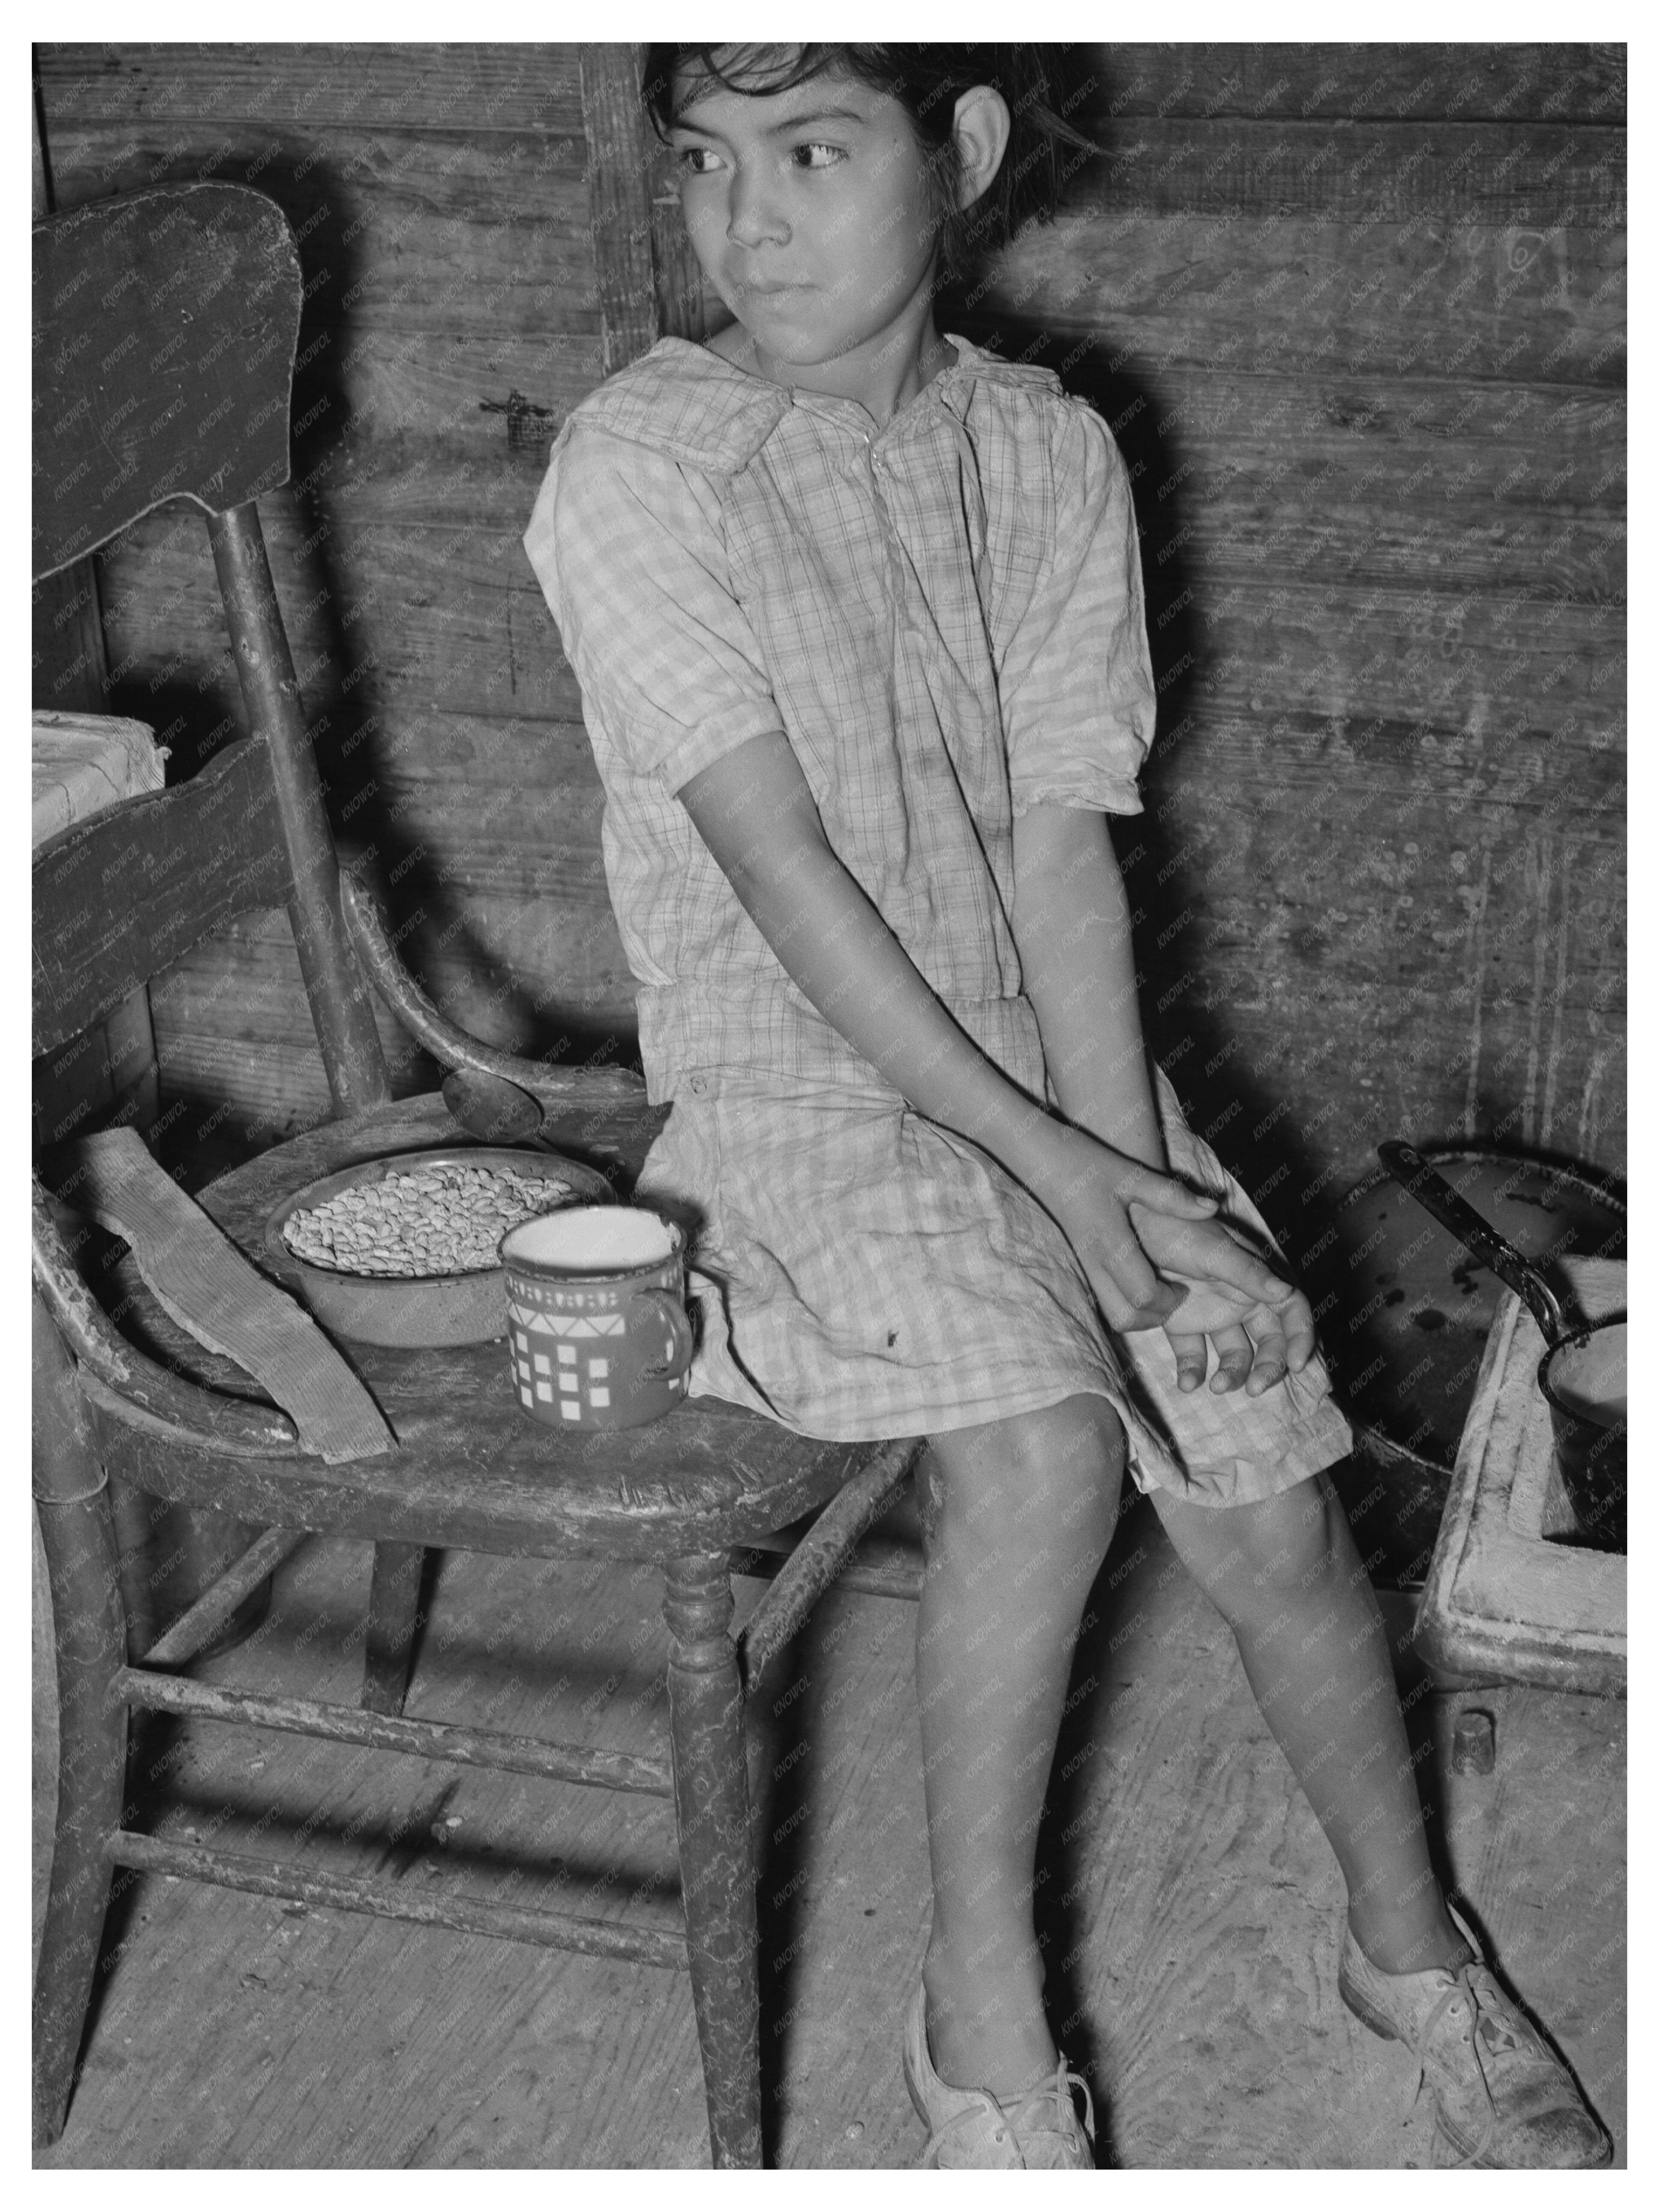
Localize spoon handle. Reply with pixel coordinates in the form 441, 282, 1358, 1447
441, 1067, 542, 1146
1377, 1140, 1568, 1345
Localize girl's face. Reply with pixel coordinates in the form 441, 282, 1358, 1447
668, 55, 951, 374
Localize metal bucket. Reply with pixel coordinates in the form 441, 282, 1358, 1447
1294, 1146, 1622, 1587
1379, 1142, 1626, 1553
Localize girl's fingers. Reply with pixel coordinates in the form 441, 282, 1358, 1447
1167, 1330, 1208, 1393
1279, 1293, 1317, 1370
1093, 1275, 1183, 1333
1206, 1322, 1257, 1394
1223, 1248, 1296, 1307
1242, 1305, 1289, 1396
1116, 1163, 1218, 1218
1199, 1238, 1291, 1306
1056, 1186, 1175, 1327
1166, 1302, 1308, 1399
1093, 1234, 1177, 1324
1149, 1219, 1297, 1308
1087, 1213, 1192, 1331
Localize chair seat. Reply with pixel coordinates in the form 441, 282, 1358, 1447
73, 1091, 877, 1561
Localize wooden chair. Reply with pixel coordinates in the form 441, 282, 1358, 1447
31, 182, 918, 2166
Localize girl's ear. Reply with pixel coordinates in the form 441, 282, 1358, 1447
950, 84, 1011, 211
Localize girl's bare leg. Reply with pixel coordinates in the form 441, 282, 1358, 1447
1149, 1468, 1470, 1974
915, 1393, 1126, 2096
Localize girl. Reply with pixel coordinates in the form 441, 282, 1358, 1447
524, 44, 1609, 2171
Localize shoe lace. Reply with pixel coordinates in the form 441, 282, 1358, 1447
1009, 2057, 1097, 2152
1407, 1969, 1507, 2169
923, 2087, 1024, 2169
924, 2061, 1096, 2169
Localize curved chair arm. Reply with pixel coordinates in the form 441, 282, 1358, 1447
736, 1437, 919, 1695
339, 864, 649, 1110
32, 1174, 301, 1457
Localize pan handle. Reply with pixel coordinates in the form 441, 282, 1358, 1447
1376, 1141, 1569, 1345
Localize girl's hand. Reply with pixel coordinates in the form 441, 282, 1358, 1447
1032, 1123, 1221, 1333
1125, 1208, 1317, 1397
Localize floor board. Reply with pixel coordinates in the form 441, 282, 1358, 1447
34, 1492, 1625, 2168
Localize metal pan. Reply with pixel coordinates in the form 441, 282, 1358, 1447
1378, 1142, 1625, 1552
262, 1146, 615, 1348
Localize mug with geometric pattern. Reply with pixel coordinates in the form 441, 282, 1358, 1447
500, 1205, 695, 1431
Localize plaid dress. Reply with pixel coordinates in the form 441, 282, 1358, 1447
524, 335, 1352, 1504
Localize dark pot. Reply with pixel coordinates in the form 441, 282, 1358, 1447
1378, 1143, 1626, 1553
1536, 1318, 1626, 1550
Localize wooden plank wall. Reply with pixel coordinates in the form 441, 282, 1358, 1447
990, 46, 1629, 1213
35, 44, 1625, 1229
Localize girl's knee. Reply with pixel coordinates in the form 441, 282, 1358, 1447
1221, 1473, 1346, 1599
924, 1395, 1125, 1564
1023, 1399, 1125, 1557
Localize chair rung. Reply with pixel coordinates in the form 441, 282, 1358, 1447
111, 1666, 675, 1797
105, 1831, 687, 1968
731, 1544, 925, 1604
140, 1527, 311, 1667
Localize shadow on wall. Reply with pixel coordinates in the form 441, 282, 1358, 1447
944, 306, 1318, 1206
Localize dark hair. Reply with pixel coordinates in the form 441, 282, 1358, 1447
640, 44, 1100, 285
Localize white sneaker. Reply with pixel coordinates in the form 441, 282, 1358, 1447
901, 1983, 1096, 2169
1338, 1905, 1612, 2168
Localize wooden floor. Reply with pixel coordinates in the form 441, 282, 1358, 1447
34, 1490, 1626, 2169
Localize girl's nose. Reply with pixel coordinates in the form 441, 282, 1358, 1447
725, 163, 789, 249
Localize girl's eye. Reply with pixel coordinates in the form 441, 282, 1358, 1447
674, 141, 845, 176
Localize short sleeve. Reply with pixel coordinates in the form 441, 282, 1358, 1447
523, 424, 784, 794
996, 399, 1155, 819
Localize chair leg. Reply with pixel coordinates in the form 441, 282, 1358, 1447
32, 1291, 128, 2149
361, 1540, 426, 1717
664, 1551, 762, 2170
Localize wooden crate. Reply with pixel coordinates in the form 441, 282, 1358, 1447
1415, 1258, 1625, 1695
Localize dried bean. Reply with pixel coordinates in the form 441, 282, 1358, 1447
284, 1160, 574, 1278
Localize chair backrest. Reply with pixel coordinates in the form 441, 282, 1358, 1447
32, 184, 389, 1120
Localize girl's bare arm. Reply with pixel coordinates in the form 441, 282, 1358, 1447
1009, 802, 1169, 1173
1010, 801, 1313, 1384
676, 731, 1218, 1330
